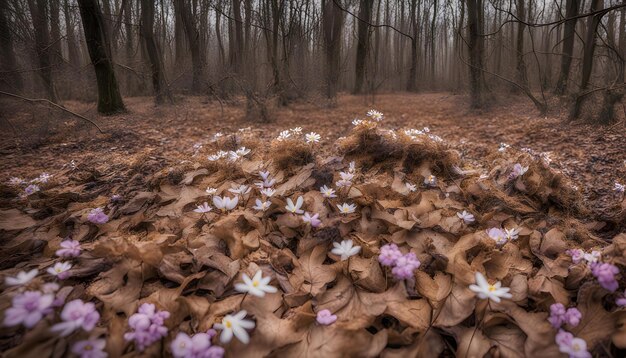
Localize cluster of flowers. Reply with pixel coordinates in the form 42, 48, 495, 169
8, 172, 52, 198
207, 147, 251, 162
548, 303, 590, 358
486, 227, 520, 246
171, 330, 225, 358
124, 303, 170, 351
378, 244, 421, 280
351, 109, 384, 128
404, 127, 430, 139
567, 249, 620, 292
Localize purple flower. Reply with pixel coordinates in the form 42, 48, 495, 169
46, 261, 72, 280
124, 303, 170, 352
24, 184, 40, 195
566, 249, 585, 264
558, 333, 592, 358
170, 330, 225, 358
486, 228, 508, 246
555, 329, 574, 347
563, 308, 582, 327
316, 309, 337, 326
3, 291, 54, 328
87, 208, 109, 224
72, 338, 107, 358
391, 252, 421, 280
590, 262, 620, 292
617, 290, 626, 307
548, 303, 566, 328
302, 212, 321, 228
378, 243, 402, 266
51, 299, 100, 336
56, 239, 81, 258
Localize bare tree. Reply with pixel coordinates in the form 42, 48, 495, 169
77, 0, 125, 114
0, 1, 23, 92
323, 0, 344, 100
140, 0, 172, 104
514, 0, 528, 90
466, 0, 485, 108
554, 0, 579, 95
27, 0, 59, 102
354, 0, 374, 94
173, 0, 207, 93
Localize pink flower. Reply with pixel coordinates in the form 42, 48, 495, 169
56, 239, 81, 258
558, 334, 592, 358
378, 244, 402, 266
46, 261, 72, 280
590, 262, 620, 292
555, 329, 573, 347
616, 290, 626, 307
170, 330, 224, 358
71, 338, 107, 358
51, 299, 100, 336
87, 208, 109, 224
302, 212, 321, 228
391, 252, 421, 280
563, 308, 582, 327
566, 249, 584, 264
3, 291, 54, 328
549, 303, 581, 328
124, 303, 170, 352
316, 309, 337, 325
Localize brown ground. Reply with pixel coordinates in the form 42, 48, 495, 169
1, 92, 624, 220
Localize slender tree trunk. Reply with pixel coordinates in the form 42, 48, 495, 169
140, 0, 172, 104
64, 0, 81, 67
77, 0, 125, 114
570, 0, 603, 120
353, 0, 374, 94
49, 0, 63, 65
514, 0, 528, 90
27, 0, 59, 102
231, 0, 244, 73
322, 0, 344, 100
554, 0, 578, 94
407, 0, 418, 91
466, 0, 485, 108
430, 0, 437, 84
174, 0, 207, 93
124, 0, 133, 94
0, 1, 23, 92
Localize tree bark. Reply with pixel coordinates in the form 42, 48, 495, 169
173, 0, 207, 93
514, 0, 528, 90
77, 0, 125, 114
0, 1, 23, 92
323, 0, 344, 99
64, 0, 81, 67
140, 0, 172, 104
466, 0, 485, 108
353, 0, 374, 94
27, 0, 59, 102
554, 0, 578, 94
407, 0, 418, 91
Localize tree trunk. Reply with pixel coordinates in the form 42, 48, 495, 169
140, 0, 172, 104
430, 0, 437, 84
64, 0, 81, 67
570, 0, 603, 120
0, 1, 23, 92
514, 0, 528, 90
322, 0, 344, 100
49, 0, 63, 65
407, 0, 418, 91
174, 0, 206, 93
124, 0, 134, 94
554, 0, 578, 94
467, 0, 485, 108
353, 0, 374, 94
77, 0, 125, 114
27, 0, 59, 102
231, 0, 244, 73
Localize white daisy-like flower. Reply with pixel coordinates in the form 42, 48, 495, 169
206, 187, 218, 195
285, 196, 304, 214
252, 199, 271, 211
320, 185, 337, 198
366, 109, 384, 121
336, 203, 356, 214
260, 188, 276, 197
277, 130, 291, 141
615, 182, 625, 193
236, 147, 251, 156
259, 171, 271, 180
229, 184, 251, 195
583, 250, 601, 264
352, 119, 363, 126
213, 195, 239, 211
255, 178, 276, 188
305, 132, 321, 143
486, 228, 508, 246
339, 172, 354, 182
193, 202, 212, 213
331, 239, 361, 261
405, 182, 417, 192
469, 272, 512, 303
208, 154, 222, 161
35, 173, 52, 183
4, 269, 38, 286
227, 151, 242, 162
46, 262, 72, 279
214, 310, 256, 344
456, 210, 475, 224
504, 227, 520, 241
234, 270, 277, 297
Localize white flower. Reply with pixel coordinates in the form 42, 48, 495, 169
615, 182, 625, 193
206, 187, 218, 195
320, 185, 337, 198
260, 188, 276, 197
336, 203, 356, 214
259, 171, 271, 181
285, 196, 304, 214
5, 269, 38, 286
291, 127, 303, 134
405, 182, 417, 192
214, 310, 256, 344
583, 250, 601, 264
424, 175, 437, 186
352, 119, 363, 126
8, 177, 24, 186
213, 195, 239, 211
47, 262, 72, 278
227, 151, 242, 162
253, 199, 271, 211
193, 202, 212, 213
456, 210, 475, 224
305, 132, 321, 143
366, 109, 384, 121
504, 227, 520, 241
331, 239, 361, 261
469, 272, 512, 303
255, 178, 276, 188
35, 173, 52, 183
487, 228, 508, 246
234, 270, 277, 297
339, 172, 354, 182
277, 130, 291, 141
560, 337, 590, 358
229, 184, 251, 195
336, 180, 351, 188
498, 143, 510, 152
348, 161, 356, 173
236, 147, 251, 156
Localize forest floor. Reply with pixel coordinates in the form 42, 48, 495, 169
1, 92, 624, 222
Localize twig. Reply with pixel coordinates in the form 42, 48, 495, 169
0, 91, 104, 133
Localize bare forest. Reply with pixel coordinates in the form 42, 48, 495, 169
1, 0, 626, 357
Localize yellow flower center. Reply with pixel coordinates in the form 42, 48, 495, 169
253, 280, 259, 287
488, 285, 496, 292
572, 343, 580, 351
56, 268, 62, 273
225, 320, 232, 328
84, 345, 92, 351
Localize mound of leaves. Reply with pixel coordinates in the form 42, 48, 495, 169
1, 116, 625, 357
